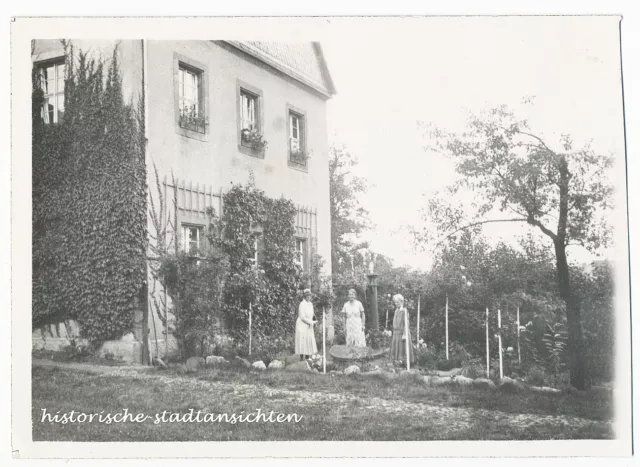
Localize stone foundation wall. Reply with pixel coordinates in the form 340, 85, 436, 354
32, 320, 181, 364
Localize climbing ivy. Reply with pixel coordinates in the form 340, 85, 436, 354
208, 180, 303, 341
32, 44, 147, 342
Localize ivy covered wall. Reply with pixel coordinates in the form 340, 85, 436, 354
32, 44, 147, 343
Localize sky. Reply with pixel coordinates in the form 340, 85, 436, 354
321, 16, 625, 270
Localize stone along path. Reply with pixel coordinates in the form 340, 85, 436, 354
32, 359, 612, 438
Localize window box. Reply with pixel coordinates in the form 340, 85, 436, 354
237, 80, 265, 157
286, 104, 308, 170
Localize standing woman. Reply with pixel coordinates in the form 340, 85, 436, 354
388, 294, 415, 364
295, 288, 317, 360
341, 288, 367, 347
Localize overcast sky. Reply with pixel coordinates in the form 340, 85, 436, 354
322, 16, 625, 269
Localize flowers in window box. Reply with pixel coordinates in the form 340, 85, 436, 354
241, 128, 268, 152
290, 148, 310, 165
179, 105, 208, 133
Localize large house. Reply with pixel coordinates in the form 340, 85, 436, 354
31, 39, 336, 362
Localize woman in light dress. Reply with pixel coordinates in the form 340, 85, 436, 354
341, 288, 367, 347
295, 288, 317, 360
388, 294, 415, 364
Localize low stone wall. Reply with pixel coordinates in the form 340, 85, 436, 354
32, 320, 181, 364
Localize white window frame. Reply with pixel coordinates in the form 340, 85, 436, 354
178, 65, 202, 120
248, 236, 259, 268
240, 90, 257, 131
289, 113, 301, 153
182, 224, 203, 256
37, 59, 65, 124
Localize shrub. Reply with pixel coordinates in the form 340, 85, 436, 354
415, 341, 438, 370
159, 250, 228, 358
525, 365, 547, 386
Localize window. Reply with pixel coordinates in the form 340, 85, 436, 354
174, 53, 208, 139
287, 105, 308, 168
37, 60, 65, 124
247, 235, 265, 268
182, 224, 204, 256
178, 64, 205, 133
237, 80, 265, 156
240, 90, 258, 132
294, 238, 307, 271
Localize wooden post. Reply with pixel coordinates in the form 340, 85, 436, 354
445, 294, 449, 360
322, 307, 326, 374
517, 305, 521, 364
416, 295, 421, 342
485, 307, 490, 378
404, 304, 410, 371
498, 308, 503, 379
249, 302, 252, 356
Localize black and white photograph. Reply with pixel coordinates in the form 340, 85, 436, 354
9, 13, 635, 458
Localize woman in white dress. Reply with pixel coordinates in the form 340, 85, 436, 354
295, 288, 317, 360
341, 288, 367, 347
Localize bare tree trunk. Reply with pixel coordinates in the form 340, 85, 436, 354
555, 155, 589, 390
554, 239, 589, 390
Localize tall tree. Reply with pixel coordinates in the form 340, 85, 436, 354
329, 144, 372, 274
417, 105, 613, 390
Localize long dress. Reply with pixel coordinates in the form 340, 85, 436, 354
295, 299, 317, 356
389, 307, 415, 363
342, 300, 367, 347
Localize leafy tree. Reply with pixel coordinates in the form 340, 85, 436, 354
417, 105, 613, 389
329, 144, 372, 275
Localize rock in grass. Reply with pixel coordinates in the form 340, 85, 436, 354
267, 360, 285, 370
399, 370, 423, 382
185, 356, 205, 371
362, 369, 382, 377
498, 377, 525, 393
472, 378, 496, 390
285, 361, 311, 372
205, 356, 229, 368
232, 356, 252, 369
252, 361, 266, 370
430, 376, 454, 387
376, 371, 397, 382
344, 365, 361, 375
452, 375, 474, 386
435, 368, 462, 377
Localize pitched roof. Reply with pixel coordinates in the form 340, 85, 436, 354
224, 41, 336, 99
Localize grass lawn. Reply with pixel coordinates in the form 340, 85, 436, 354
32, 363, 614, 441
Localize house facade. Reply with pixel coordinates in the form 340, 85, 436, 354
31, 39, 336, 363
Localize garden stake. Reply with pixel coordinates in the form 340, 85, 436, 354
322, 307, 326, 374
405, 303, 410, 372
486, 307, 490, 378
498, 308, 503, 379
445, 294, 449, 360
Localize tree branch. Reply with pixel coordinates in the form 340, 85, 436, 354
526, 214, 557, 240
517, 131, 557, 156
